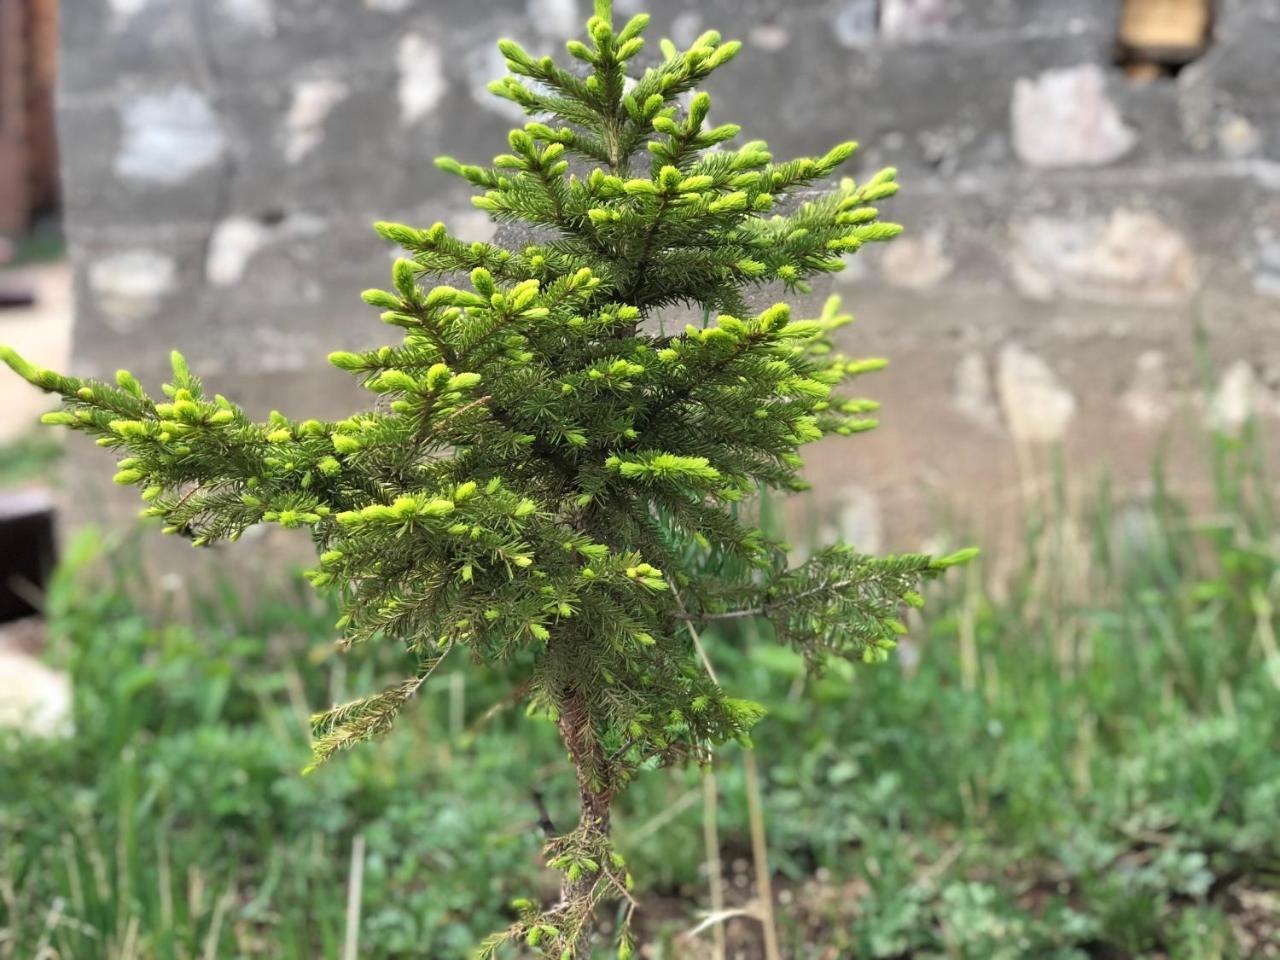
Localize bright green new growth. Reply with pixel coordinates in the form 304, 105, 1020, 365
2, 2, 974, 954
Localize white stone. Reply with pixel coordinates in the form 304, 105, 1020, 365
281, 212, 326, 238
114, 86, 226, 186
670, 12, 703, 48
220, 0, 276, 35
1218, 114, 1262, 160
837, 250, 871, 284
1208, 361, 1254, 431
88, 250, 178, 332
832, 0, 879, 47
1208, 361, 1280, 431
528, 0, 579, 38
0, 651, 72, 739
832, 485, 884, 554
1010, 209, 1196, 305
748, 23, 791, 51
1253, 227, 1280, 299
997, 344, 1076, 444
159, 572, 186, 593
468, 42, 527, 121
1176, 60, 1215, 153
109, 0, 148, 23
206, 212, 325, 286
1011, 64, 1137, 169
952, 351, 1001, 430
398, 34, 447, 126
880, 0, 951, 40
284, 77, 350, 164
879, 228, 954, 289
207, 217, 269, 286
447, 210, 499, 243
1120, 350, 1173, 426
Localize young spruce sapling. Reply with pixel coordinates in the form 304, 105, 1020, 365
2, 2, 974, 954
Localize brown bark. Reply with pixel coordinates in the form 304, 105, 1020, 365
556, 687, 615, 902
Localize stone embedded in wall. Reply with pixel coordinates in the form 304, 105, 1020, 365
748, 23, 791, 51
528, 0, 580, 38
284, 77, 350, 164
952, 351, 1002, 431
1218, 113, 1262, 159
831, 484, 884, 554
669, 11, 703, 48
838, 249, 871, 284
1208, 361, 1280, 431
879, 227, 954, 289
996, 344, 1076, 444
880, 0, 951, 40
88, 250, 178, 332
1177, 59, 1216, 153
1011, 64, 1137, 168
207, 217, 270, 286
398, 34, 447, 126
447, 210, 500, 243
832, 0, 880, 47
219, 0, 276, 36
1253, 227, 1280, 298
207, 213, 327, 286
108, 0, 147, 25
1009, 209, 1197, 305
1120, 350, 1174, 425
468, 42, 527, 121
114, 86, 226, 186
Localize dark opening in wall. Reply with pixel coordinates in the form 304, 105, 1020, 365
1116, 0, 1214, 80
0, 490, 56, 624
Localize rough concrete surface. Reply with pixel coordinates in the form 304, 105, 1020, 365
34, 0, 1280, 582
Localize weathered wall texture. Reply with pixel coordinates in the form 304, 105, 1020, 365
58, 0, 1280, 574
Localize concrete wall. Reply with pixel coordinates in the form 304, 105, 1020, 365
57, 0, 1280, 572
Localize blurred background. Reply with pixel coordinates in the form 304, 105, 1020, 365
1, 1, 1278, 957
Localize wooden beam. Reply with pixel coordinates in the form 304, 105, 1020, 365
0, 0, 31, 234
0, 0, 60, 234
1120, 0, 1212, 60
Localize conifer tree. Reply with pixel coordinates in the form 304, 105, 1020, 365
2, 3, 973, 954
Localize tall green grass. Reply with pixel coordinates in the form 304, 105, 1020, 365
1, 423, 1277, 958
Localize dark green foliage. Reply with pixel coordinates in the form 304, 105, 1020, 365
1, 2, 971, 952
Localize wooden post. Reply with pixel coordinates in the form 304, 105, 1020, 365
0, 0, 60, 236
0, 0, 30, 234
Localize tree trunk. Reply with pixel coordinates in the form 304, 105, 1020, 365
556, 687, 614, 904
